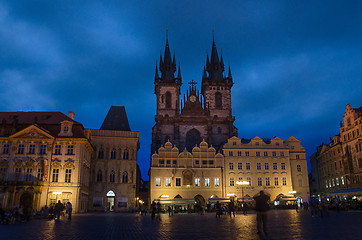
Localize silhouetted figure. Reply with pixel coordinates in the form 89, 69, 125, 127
66, 202, 72, 220
151, 201, 156, 220
228, 200, 235, 218
215, 201, 221, 219
254, 191, 270, 236
54, 200, 64, 220
167, 206, 172, 216
242, 202, 248, 215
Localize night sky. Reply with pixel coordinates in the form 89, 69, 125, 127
1, 1, 362, 180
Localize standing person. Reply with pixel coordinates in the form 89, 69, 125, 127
167, 206, 172, 216
151, 201, 156, 220
228, 200, 235, 218
54, 200, 64, 220
66, 202, 72, 220
243, 202, 248, 215
215, 201, 221, 219
253, 191, 270, 236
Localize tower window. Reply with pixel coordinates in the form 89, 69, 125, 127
215, 92, 222, 109
165, 91, 172, 108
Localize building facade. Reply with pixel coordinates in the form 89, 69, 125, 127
310, 104, 362, 196
88, 106, 140, 212
0, 112, 93, 213
223, 136, 309, 202
150, 140, 224, 207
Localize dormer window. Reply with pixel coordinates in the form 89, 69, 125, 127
64, 126, 69, 133
59, 120, 74, 137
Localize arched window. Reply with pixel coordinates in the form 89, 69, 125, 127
186, 128, 201, 152
98, 148, 104, 159
97, 170, 102, 182
165, 91, 172, 108
123, 150, 129, 160
215, 92, 222, 109
110, 171, 115, 183
122, 171, 128, 183
110, 148, 116, 160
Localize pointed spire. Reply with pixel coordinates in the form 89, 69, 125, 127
228, 65, 232, 78
159, 29, 176, 82
155, 62, 159, 79
178, 63, 181, 79
203, 65, 207, 78
173, 51, 176, 65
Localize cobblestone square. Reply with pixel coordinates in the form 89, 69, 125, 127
1, 210, 361, 240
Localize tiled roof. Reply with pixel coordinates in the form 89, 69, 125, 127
100, 106, 131, 131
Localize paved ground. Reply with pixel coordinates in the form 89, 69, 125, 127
1, 210, 361, 240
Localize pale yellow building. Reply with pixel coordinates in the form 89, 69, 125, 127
223, 136, 309, 204
150, 140, 224, 207
0, 111, 93, 213
88, 106, 140, 212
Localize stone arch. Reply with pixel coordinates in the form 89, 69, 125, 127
20, 191, 33, 212
165, 91, 172, 108
122, 171, 128, 183
194, 194, 205, 206
186, 128, 201, 152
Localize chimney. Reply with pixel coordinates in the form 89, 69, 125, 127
68, 111, 75, 120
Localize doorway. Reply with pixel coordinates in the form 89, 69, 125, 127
106, 190, 115, 211
20, 192, 33, 211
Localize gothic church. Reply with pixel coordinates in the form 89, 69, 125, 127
151, 34, 238, 154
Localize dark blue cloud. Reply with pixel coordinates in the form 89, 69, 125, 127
1, 0, 362, 179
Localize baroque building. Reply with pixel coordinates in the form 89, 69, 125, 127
0, 106, 140, 213
310, 104, 362, 197
0, 111, 92, 213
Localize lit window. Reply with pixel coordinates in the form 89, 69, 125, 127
332, 179, 335, 187
325, 180, 328, 188
281, 163, 286, 170
65, 169, 72, 183
273, 163, 277, 170
176, 178, 181, 186
336, 177, 339, 186
205, 178, 210, 187
165, 177, 171, 187
266, 177, 270, 186
265, 162, 269, 170
195, 178, 200, 187
52, 169, 59, 182
229, 162, 234, 170
25, 168, 33, 181
274, 177, 279, 186
238, 162, 242, 170
246, 162, 250, 170
264, 152, 268, 157
37, 168, 43, 181
29, 144, 35, 154
257, 177, 262, 186
214, 178, 220, 187
282, 177, 287, 186
256, 162, 261, 170
155, 177, 161, 186
230, 177, 234, 186
247, 177, 251, 186
341, 176, 344, 185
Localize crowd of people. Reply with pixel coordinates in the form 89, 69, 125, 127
0, 201, 72, 225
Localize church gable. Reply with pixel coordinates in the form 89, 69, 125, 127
9, 125, 54, 140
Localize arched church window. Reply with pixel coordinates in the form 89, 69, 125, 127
122, 171, 128, 183
166, 91, 172, 108
186, 129, 201, 152
97, 170, 102, 182
98, 148, 104, 159
215, 92, 222, 109
110, 171, 115, 183
123, 150, 129, 160
110, 148, 116, 160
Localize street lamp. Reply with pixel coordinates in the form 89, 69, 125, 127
236, 181, 249, 201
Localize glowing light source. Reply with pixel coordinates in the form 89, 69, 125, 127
160, 195, 169, 198
289, 191, 297, 194
52, 192, 62, 195
236, 181, 249, 185
227, 193, 235, 196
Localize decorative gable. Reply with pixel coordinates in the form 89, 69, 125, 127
10, 125, 54, 140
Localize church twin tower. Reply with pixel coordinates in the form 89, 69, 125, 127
151, 33, 238, 154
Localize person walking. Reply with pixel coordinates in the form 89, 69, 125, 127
66, 202, 72, 220
253, 191, 270, 236
54, 200, 64, 220
242, 202, 248, 215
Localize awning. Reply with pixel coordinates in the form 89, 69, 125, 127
279, 197, 297, 201
154, 199, 196, 205
237, 197, 254, 203
329, 188, 362, 195
208, 197, 232, 203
